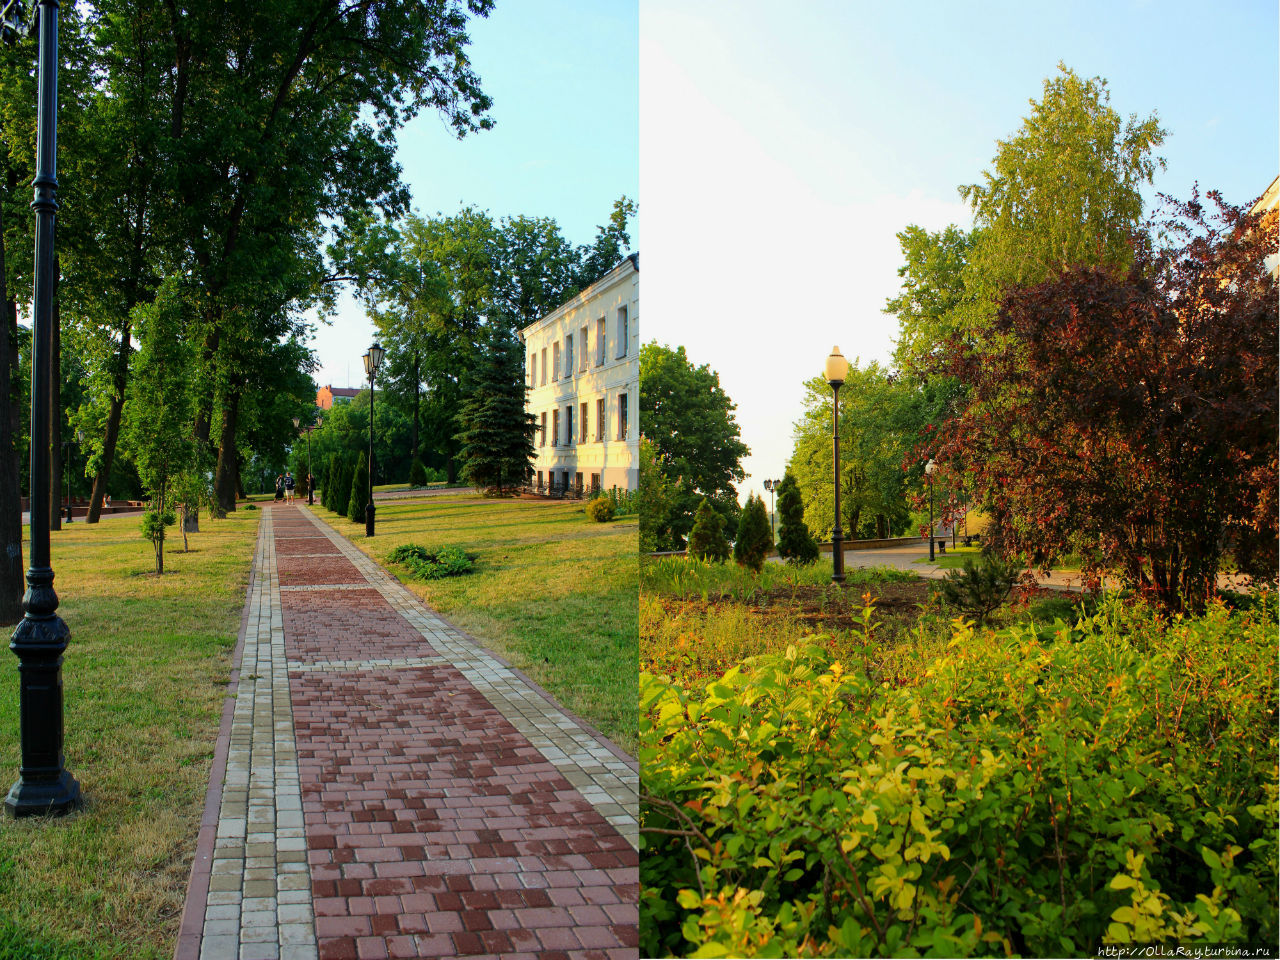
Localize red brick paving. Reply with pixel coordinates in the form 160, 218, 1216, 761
281, 589, 438, 662
276, 536, 343, 556
277, 553, 364, 585
275, 509, 638, 958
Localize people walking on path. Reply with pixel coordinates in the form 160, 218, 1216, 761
176, 503, 639, 960
284, 471, 296, 504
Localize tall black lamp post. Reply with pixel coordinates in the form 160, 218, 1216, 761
363, 343, 384, 537
5, 0, 80, 817
292, 416, 318, 505
824, 346, 849, 584
925, 458, 937, 562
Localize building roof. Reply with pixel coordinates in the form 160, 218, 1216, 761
323, 386, 361, 398
519, 253, 638, 338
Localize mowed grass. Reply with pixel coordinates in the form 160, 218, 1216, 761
310, 494, 638, 755
0, 510, 259, 959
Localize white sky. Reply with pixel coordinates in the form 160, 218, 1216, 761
639, 0, 1278, 504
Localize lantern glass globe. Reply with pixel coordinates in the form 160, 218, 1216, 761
925, 459, 937, 475
824, 346, 849, 384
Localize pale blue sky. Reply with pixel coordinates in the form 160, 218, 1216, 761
640, 0, 1278, 503
311, 0, 640, 389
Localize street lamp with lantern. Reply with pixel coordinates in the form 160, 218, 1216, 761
824, 346, 849, 584
4, 0, 80, 817
762, 477, 781, 544
925, 458, 938, 561
61, 428, 81, 524
292, 415, 319, 506
363, 343, 384, 537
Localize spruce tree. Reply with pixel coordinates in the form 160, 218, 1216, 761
454, 328, 536, 496
733, 494, 772, 572
687, 497, 730, 563
348, 451, 369, 523
775, 470, 819, 564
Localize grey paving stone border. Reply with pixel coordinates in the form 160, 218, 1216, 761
299, 506, 640, 849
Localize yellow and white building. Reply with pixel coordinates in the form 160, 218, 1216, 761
521, 254, 639, 493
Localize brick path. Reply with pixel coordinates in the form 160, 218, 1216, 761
176, 504, 639, 960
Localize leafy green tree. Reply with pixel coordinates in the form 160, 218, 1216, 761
961, 65, 1165, 314
774, 471, 818, 565
347, 451, 369, 524
454, 329, 536, 496
687, 498, 729, 563
639, 342, 749, 546
885, 225, 976, 379
638, 437, 674, 553
733, 494, 772, 572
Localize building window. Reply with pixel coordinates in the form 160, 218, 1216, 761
616, 305, 629, 358
552, 408, 559, 446
579, 401, 588, 442
539, 411, 546, 447
528, 353, 535, 387
575, 472, 583, 494
540, 348, 547, 386
565, 334, 574, 378
566, 405, 574, 446
579, 325, 589, 372
552, 342, 561, 381
597, 397, 605, 441
537, 470, 544, 491
591, 473, 600, 494
618, 391, 629, 440
596, 318, 605, 366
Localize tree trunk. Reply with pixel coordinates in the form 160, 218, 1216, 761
49, 275, 61, 532
234, 453, 245, 501
0, 217, 22, 625
213, 388, 240, 514
86, 321, 132, 523
411, 352, 419, 463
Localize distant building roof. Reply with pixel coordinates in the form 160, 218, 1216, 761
519, 253, 638, 339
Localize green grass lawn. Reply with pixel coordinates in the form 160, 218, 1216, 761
310, 493, 638, 756
0, 509, 259, 959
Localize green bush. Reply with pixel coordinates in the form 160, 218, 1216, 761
733, 493, 772, 572
938, 551, 1023, 625
688, 497, 730, 563
586, 497, 616, 522
388, 543, 477, 580
409, 458, 428, 488
640, 594, 1278, 958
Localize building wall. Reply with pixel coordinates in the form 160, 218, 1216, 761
521, 256, 640, 492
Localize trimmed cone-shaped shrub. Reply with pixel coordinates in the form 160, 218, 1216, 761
334, 457, 353, 517
733, 493, 772, 572
775, 470, 819, 564
322, 453, 339, 510
348, 452, 369, 523
409, 458, 428, 488
687, 497, 730, 563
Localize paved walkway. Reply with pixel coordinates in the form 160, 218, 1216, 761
176, 504, 639, 960
780, 542, 1255, 593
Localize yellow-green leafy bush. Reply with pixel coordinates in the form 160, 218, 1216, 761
640, 594, 1278, 957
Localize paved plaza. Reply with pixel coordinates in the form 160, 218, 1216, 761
175, 504, 639, 960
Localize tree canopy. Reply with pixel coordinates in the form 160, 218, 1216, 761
639, 341, 749, 546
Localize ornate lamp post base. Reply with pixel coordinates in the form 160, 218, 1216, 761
6, 607, 80, 817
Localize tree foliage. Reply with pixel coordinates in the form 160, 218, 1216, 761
347, 451, 369, 524
639, 342, 749, 546
638, 437, 675, 553
936, 192, 1277, 612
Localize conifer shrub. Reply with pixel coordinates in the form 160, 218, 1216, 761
775, 470, 819, 564
938, 550, 1023, 624
347, 452, 369, 523
409, 458, 428, 488
733, 493, 772, 572
687, 497, 730, 563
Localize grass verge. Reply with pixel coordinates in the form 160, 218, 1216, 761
310, 493, 638, 756
0, 509, 259, 958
